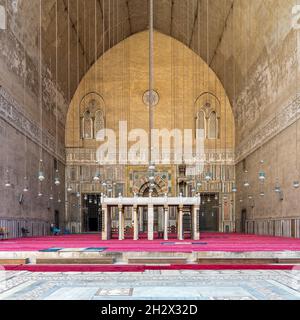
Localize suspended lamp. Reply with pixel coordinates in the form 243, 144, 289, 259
67, 185, 72, 192
293, 181, 300, 189
274, 180, 281, 193
243, 168, 249, 187
5, 170, 11, 187
274, 186, 281, 193
38, 171, 45, 182
54, 177, 60, 186
49, 194, 54, 200
258, 171, 266, 182
149, 175, 155, 182
54, 169, 60, 186
93, 171, 101, 182
232, 185, 237, 193
38, 159, 45, 182
5, 181, 11, 188
196, 181, 202, 188
22, 176, 29, 192
205, 172, 212, 181
243, 181, 250, 187
148, 164, 156, 171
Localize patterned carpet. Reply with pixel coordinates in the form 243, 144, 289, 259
1, 232, 300, 252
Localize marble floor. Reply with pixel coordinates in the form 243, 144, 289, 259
0, 269, 300, 300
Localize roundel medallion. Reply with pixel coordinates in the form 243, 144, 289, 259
143, 90, 159, 107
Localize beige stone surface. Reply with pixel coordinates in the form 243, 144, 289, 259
1, 0, 300, 237
66, 31, 234, 151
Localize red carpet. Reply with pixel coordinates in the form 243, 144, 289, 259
3, 264, 300, 272
1, 232, 300, 252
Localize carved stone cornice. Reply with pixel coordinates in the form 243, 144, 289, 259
0, 86, 65, 163
235, 95, 300, 163
66, 148, 235, 166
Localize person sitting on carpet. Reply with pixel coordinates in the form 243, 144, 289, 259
21, 227, 29, 237
50, 223, 61, 236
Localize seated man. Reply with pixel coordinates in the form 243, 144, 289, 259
157, 229, 164, 239
50, 223, 61, 236
21, 227, 29, 237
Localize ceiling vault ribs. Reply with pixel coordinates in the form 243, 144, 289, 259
38, 0, 239, 102
97, 0, 104, 19
209, 0, 234, 67
189, 0, 200, 48
126, 0, 132, 35
170, 0, 175, 36
96, 0, 106, 54
62, 0, 89, 66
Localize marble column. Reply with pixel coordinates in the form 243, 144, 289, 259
192, 205, 200, 240
148, 204, 154, 240
118, 205, 124, 240
164, 205, 169, 241
178, 205, 184, 240
133, 205, 139, 240
102, 204, 109, 240
139, 207, 144, 232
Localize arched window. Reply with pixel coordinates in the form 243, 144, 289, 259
197, 111, 205, 130
195, 93, 221, 140
79, 93, 106, 140
94, 110, 105, 138
208, 111, 218, 139
82, 111, 93, 139
196, 110, 206, 137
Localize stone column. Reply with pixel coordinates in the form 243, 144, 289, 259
133, 205, 139, 240
118, 205, 124, 240
139, 207, 144, 232
192, 205, 200, 240
122, 208, 126, 234
148, 204, 154, 240
164, 205, 169, 241
178, 205, 184, 240
102, 204, 109, 240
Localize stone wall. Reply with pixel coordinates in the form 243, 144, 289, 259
0, 0, 67, 237
65, 31, 236, 233
1, 0, 300, 238
213, 0, 300, 237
